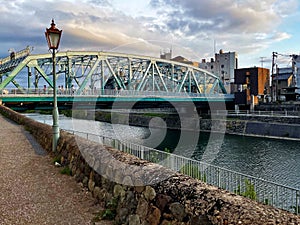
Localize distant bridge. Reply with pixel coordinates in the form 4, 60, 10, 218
0, 48, 234, 110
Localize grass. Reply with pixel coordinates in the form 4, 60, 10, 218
92, 197, 119, 222
52, 155, 62, 164
234, 179, 257, 200
179, 164, 207, 182
60, 166, 72, 176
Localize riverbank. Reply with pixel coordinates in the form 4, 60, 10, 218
88, 110, 300, 141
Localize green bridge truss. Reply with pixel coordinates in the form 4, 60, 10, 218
0, 50, 227, 95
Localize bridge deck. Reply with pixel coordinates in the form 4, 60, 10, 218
0, 92, 234, 110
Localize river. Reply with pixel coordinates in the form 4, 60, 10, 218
24, 113, 300, 189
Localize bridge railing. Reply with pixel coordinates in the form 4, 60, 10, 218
0, 46, 32, 65
212, 109, 300, 118
65, 128, 300, 215
1, 88, 232, 99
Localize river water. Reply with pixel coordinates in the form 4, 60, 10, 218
25, 113, 300, 189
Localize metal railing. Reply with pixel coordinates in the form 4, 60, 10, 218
1, 88, 232, 99
212, 109, 300, 118
65, 128, 300, 214
0, 46, 32, 65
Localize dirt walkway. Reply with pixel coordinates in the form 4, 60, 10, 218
0, 115, 112, 225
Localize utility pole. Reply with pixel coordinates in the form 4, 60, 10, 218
260, 57, 266, 68
271, 52, 278, 102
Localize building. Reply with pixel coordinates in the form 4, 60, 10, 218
272, 67, 295, 101
160, 50, 199, 67
160, 50, 172, 60
170, 56, 199, 67
199, 50, 238, 93
234, 67, 270, 108
292, 55, 300, 95
271, 54, 300, 101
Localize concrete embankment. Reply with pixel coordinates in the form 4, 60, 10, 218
92, 110, 300, 140
1, 105, 299, 224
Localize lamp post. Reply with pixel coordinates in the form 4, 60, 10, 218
45, 19, 62, 152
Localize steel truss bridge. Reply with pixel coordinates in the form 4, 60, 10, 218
0, 48, 234, 110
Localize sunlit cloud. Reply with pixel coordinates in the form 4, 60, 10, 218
0, 0, 298, 67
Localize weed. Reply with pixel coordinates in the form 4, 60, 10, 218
98, 197, 119, 220
180, 164, 206, 182
52, 155, 62, 164
101, 209, 115, 220
60, 166, 72, 176
235, 179, 257, 200
164, 147, 171, 153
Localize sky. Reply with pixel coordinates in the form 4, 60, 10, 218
0, 0, 300, 69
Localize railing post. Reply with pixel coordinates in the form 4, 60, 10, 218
217, 168, 221, 187
296, 190, 299, 215
141, 146, 144, 160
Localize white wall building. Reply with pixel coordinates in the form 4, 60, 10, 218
199, 50, 238, 93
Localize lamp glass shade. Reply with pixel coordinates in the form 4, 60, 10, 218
45, 20, 62, 50
48, 32, 60, 49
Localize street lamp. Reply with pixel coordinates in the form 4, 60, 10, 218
45, 19, 62, 152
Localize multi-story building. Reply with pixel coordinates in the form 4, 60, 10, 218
234, 67, 270, 108
292, 55, 300, 96
199, 50, 238, 93
272, 67, 296, 101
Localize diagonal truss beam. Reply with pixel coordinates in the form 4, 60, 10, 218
76, 57, 101, 94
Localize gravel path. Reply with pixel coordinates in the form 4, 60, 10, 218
0, 115, 112, 225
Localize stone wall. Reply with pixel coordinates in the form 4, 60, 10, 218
1, 105, 300, 225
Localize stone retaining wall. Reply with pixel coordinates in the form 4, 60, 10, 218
201, 119, 300, 139
1, 105, 300, 225
94, 111, 300, 140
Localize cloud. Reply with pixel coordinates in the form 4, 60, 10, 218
0, 0, 298, 68
271, 32, 292, 42
148, 0, 284, 34
146, 0, 298, 62
0, 0, 164, 57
